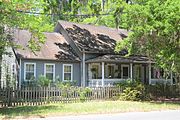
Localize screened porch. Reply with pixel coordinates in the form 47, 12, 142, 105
88, 62, 133, 87
86, 55, 173, 87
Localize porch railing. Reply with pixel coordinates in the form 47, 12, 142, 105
151, 79, 172, 84
88, 79, 127, 87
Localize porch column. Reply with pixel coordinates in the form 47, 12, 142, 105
170, 71, 173, 85
130, 63, 133, 80
81, 51, 86, 87
102, 62, 105, 87
148, 63, 151, 84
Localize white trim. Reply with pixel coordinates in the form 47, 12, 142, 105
170, 71, 173, 85
88, 63, 91, 80
148, 63, 151, 84
44, 63, 55, 82
82, 52, 85, 87
130, 63, 133, 80
102, 62, 105, 86
63, 64, 73, 82
24, 62, 36, 81
121, 64, 129, 79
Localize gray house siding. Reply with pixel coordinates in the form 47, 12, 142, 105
20, 59, 81, 86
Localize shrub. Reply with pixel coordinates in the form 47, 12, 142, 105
120, 84, 146, 101
146, 83, 176, 99
78, 87, 92, 102
115, 79, 141, 87
37, 75, 51, 87
117, 80, 149, 101
54, 81, 78, 98
56, 80, 78, 89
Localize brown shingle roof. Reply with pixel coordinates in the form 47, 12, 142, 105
86, 55, 154, 63
58, 20, 128, 53
14, 30, 80, 61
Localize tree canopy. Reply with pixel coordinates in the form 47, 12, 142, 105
0, 0, 53, 55
115, 0, 180, 73
43, 0, 119, 26
44, 0, 179, 74
1, 0, 179, 74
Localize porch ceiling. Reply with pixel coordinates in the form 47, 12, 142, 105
86, 55, 154, 63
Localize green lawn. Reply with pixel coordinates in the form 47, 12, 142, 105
0, 101, 180, 119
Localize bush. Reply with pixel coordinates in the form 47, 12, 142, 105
54, 80, 78, 98
117, 80, 149, 101
146, 83, 177, 99
56, 80, 77, 89
78, 87, 92, 102
37, 75, 51, 87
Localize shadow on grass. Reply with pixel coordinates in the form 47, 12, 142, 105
0, 100, 180, 119
150, 100, 180, 106
0, 105, 62, 119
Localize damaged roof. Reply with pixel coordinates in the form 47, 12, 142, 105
58, 20, 128, 53
86, 55, 154, 63
14, 30, 80, 61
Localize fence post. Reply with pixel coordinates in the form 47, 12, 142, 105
7, 87, 12, 107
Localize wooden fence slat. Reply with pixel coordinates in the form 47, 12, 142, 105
22, 87, 24, 106
0, 86, 129, 107
39, 87, 41, 105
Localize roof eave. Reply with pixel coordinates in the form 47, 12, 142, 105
19, 57, 80, 62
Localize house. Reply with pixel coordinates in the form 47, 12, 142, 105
0, 21, 174, 88
0, 47, 18, 88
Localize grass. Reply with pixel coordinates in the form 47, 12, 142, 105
0, 100, 180, 119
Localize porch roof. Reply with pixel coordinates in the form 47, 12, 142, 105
86, 55, 154, 63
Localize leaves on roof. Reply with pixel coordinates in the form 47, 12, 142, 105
55, 42, 79, 61
65, 25, 117, 53
87, 54, 152, 63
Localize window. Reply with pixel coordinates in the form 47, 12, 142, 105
121, 65, 129, 79
63, 64, 73, 81
11, 63, 16, 80
107, 65, 115, 78
44, 64, 55, 81
24, 63, 36, 81
151, 67, 170, 79
91, 64, 100, 79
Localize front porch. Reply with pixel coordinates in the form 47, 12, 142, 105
88, 62, 141, 87
86, 55, 173, 87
